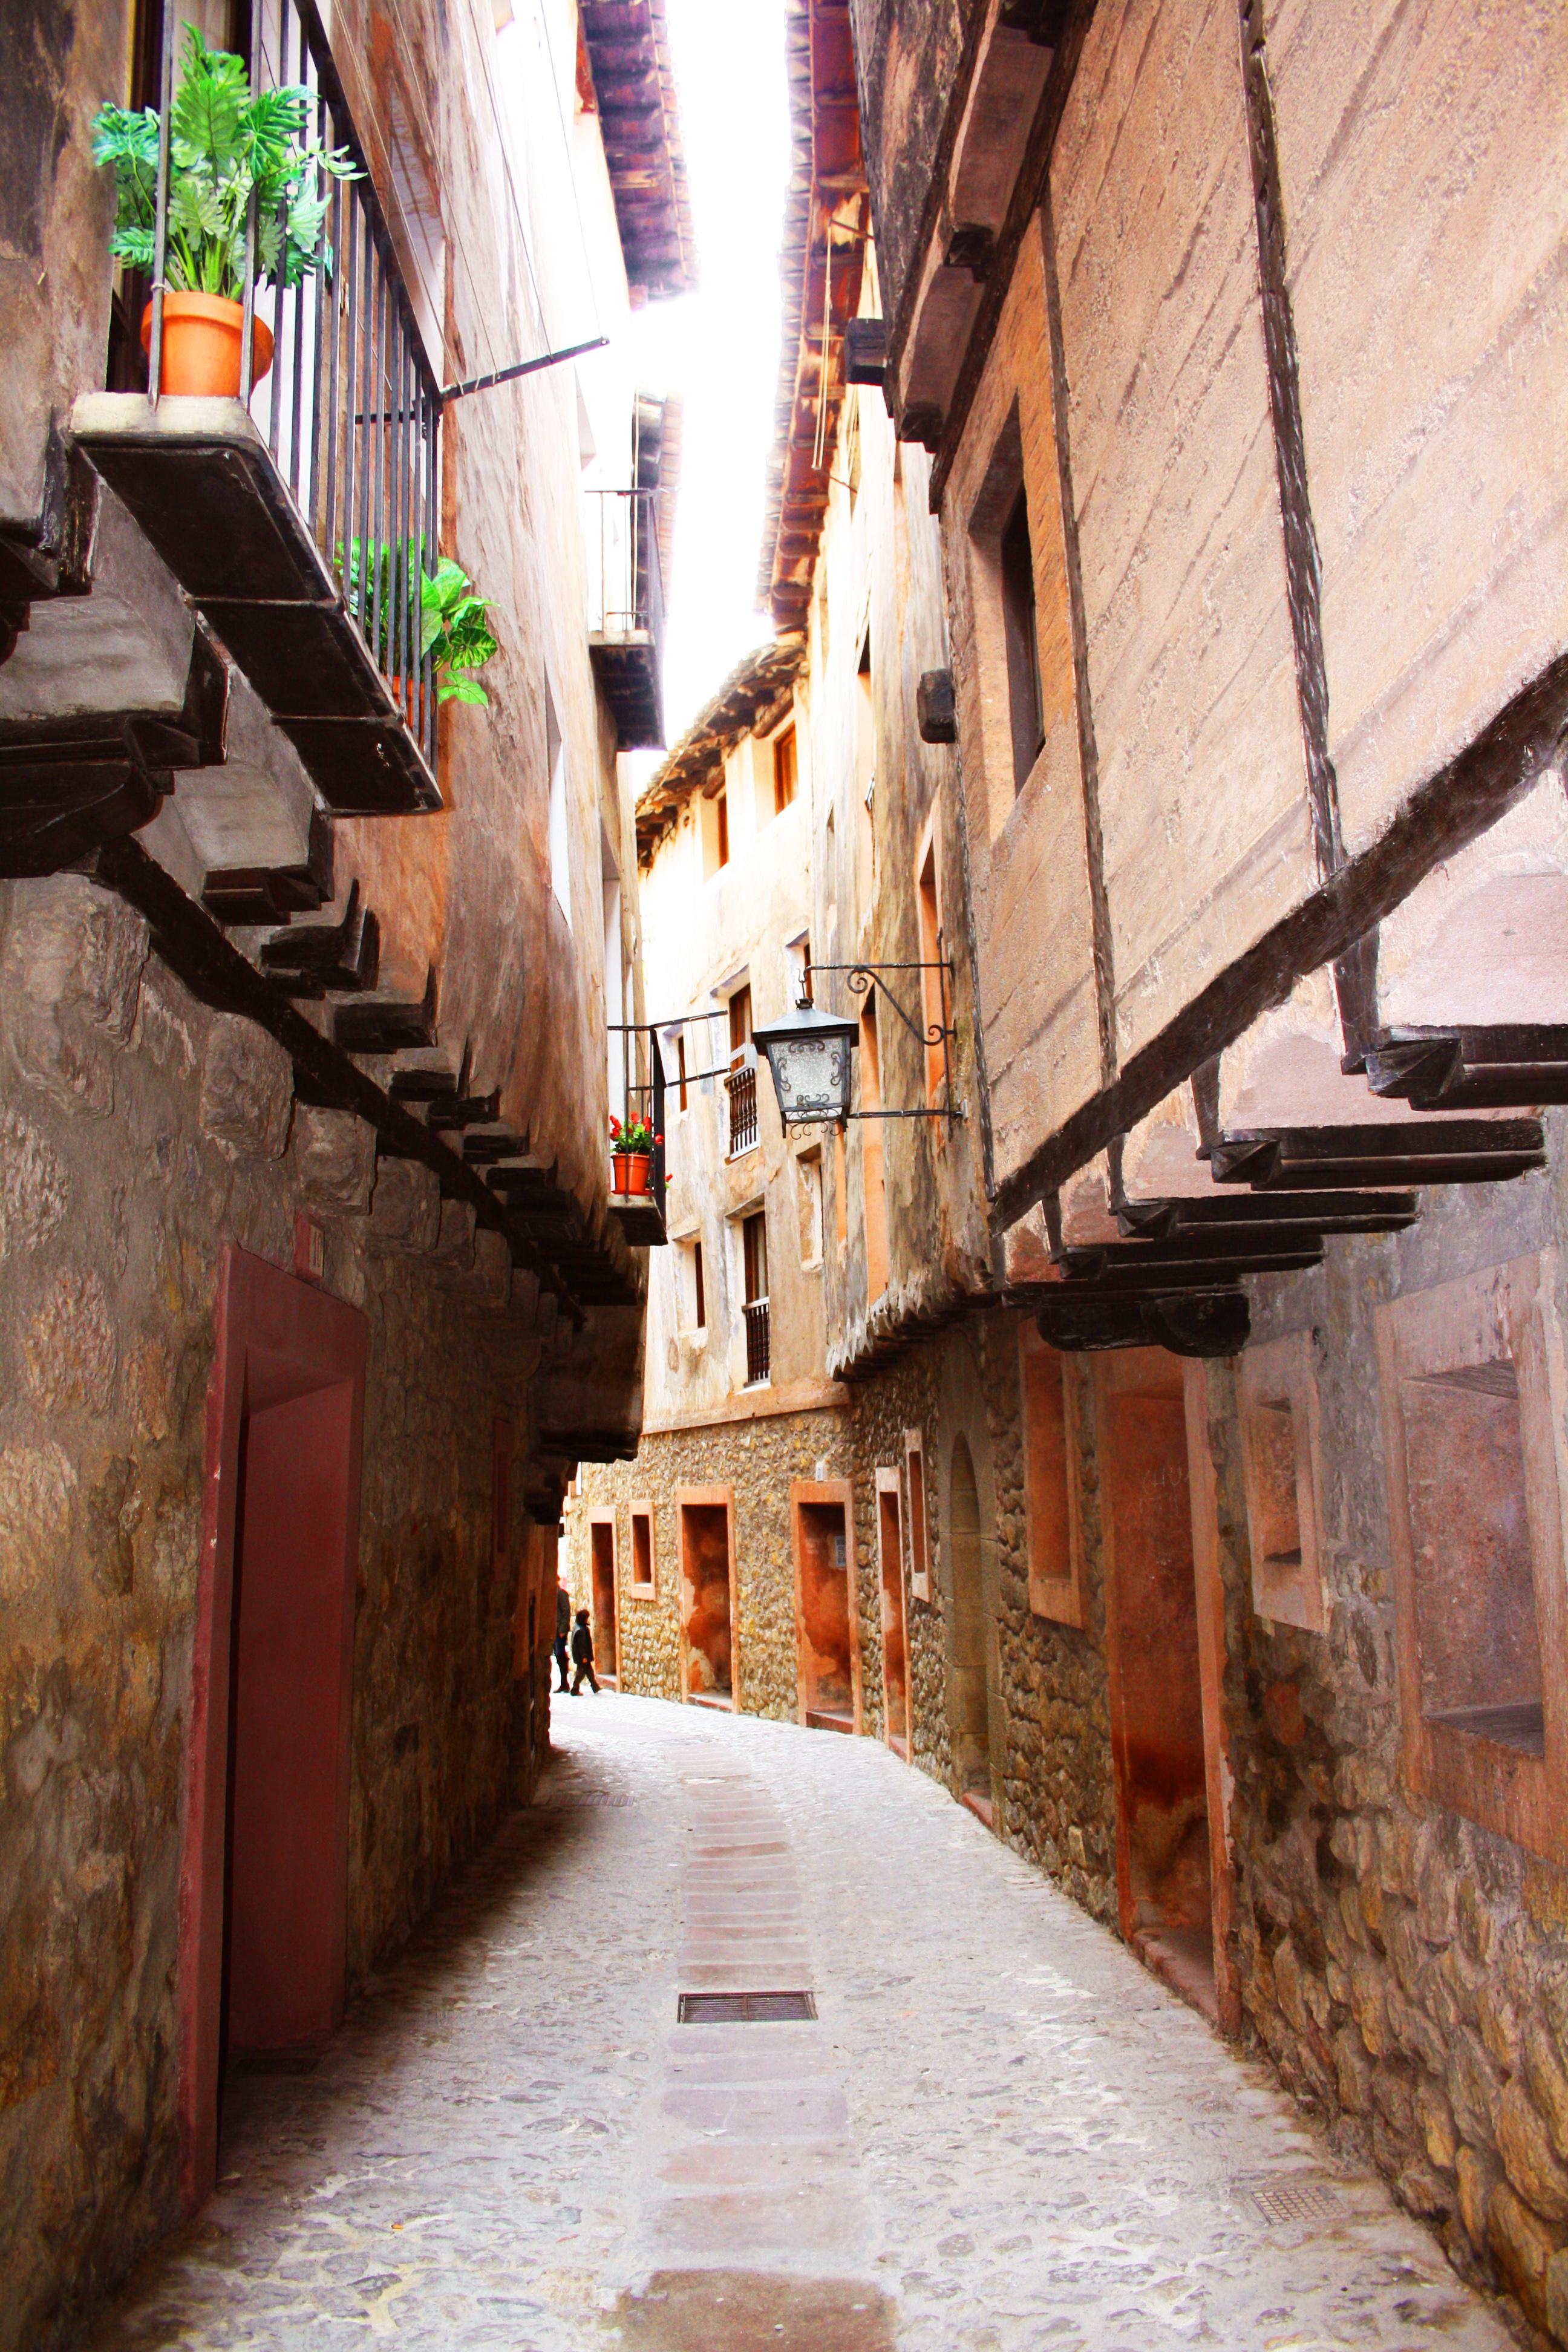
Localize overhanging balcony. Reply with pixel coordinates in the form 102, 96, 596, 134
587, 488, 665, 750
65, 0, 443, 827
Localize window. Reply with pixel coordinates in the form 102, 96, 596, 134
629, 1502, 656, 1598
1238, 1334, 1324, 1633
858, 992, 889, 1301
915, 820, 946, 1111
1377, 1253, 1568, 1858
773, 724, 798, 814
676, 1031, 689, 1112
905, 1428, 930, 1602
716, 786, 730, 868
1019, 1327, 1082, 1626
1001, 488, 1044, 791
681, 1241, 710, 1336
546, 679, 571, 926
742, 1210, 768, 1305
728, 985, 752, 1055
742, 1210, 769, 1387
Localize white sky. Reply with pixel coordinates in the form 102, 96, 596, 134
621, 0, 792, 753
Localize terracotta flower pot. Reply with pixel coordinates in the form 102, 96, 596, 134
625, 1152, 652, 1196
141, 292, 274, 397
611, 1151, 633, 1193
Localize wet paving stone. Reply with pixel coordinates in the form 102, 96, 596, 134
81, 1696, 1517, 2350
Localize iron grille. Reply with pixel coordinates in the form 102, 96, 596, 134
743, 1297, 771, 1386
146, 0, 443, 773
727, 1063, 758, 1155
586, 487, 665, 641
678, 1991, 817, 2024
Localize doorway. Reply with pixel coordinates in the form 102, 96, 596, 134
589, 1511, 619, 1681
791, 1480, 860, 1732
678, 1489, 736, 1706
181, 1246, 367, 2211
877, 1470, 910, 1756
948, 1435, 993, 1818
1096, 1348, 1214, 2016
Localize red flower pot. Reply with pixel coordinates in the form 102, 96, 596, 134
142, 292, 273, 397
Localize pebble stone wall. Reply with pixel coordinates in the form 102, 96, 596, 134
567, 1405, 854, 1721
0, 877, 554, 2352
976, 1314, 1119, 1926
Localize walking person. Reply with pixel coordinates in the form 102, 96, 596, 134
570, 1606, 600, 1696
554, 1579, 572, 1693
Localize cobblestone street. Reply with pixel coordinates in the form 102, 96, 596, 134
86, 1697, 1515, 2351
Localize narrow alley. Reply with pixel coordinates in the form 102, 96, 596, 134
87, 1697, 1509, 2352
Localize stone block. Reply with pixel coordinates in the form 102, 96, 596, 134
1545, 2245, 1568, 2346
369, 1157, 442, 1252
474, 1227, 511, 1307
1416, 2073, 1459, 2173
1457, 2141, 1500, 2250
435, 1198, 475, 1267
293, 1106, 375, 1213
200, 1014, 293, 1159
23, 1270, 117, 1416
1499, 2080, 1568, 2223
1333, 2021, 1373, 2114
1526, 2022, 1568, 2167
0, 1441, 77, 1606
0, 1102, 69, 1258
1490, 2180, 1560, 2334
1, 875, 148, 1117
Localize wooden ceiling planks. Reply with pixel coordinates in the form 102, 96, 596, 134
756, 0, 869, 631
579, 0, 697, 299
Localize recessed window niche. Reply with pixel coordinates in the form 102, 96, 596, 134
1376, 1254, 1568, 1855
1019, 1325, 1082, 1626
1238, 1334, 1324, 1634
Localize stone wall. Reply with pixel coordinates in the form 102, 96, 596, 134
0, 875, 554, 2352
978, 1312, 1118, 1926
1203, 1142, 1568, 2339
567, 1404, 853, 1721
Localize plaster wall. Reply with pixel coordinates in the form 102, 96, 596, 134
0, 875, 555, 2352
940, 214, 1100, 1186
1047, 0, 1312, 1070
641, 724, 825, 1422
1269, 0, 1568, 856
809, 369, 991, 1379
321, 0, 639, 1228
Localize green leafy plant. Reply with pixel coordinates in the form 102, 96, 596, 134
610, 1114, 661, 1156
92, 28, 356, 301
343, 541, 499, 706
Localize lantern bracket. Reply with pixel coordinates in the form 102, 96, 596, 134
810, 953, 967, 1125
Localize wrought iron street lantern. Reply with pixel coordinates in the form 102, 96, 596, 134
752, 1000, 858, 1126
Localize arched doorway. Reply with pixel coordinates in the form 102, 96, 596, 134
948, 1434, 993, 1813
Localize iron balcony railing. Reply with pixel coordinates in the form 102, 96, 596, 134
727, 1062, 758, 1157
743, 1298, 771, 1387
586, 488, 665, 644
143, 0, 442, 772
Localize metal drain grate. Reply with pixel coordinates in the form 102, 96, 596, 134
678, 1990, 817, 2024
1239, 2174, 1345, 2226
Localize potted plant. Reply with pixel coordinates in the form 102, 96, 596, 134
610, 1114, 660, 1197
343, 541, 498, 710
93, 28, 356, 397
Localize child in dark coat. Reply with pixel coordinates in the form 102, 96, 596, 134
570, 1607, 599, 1695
